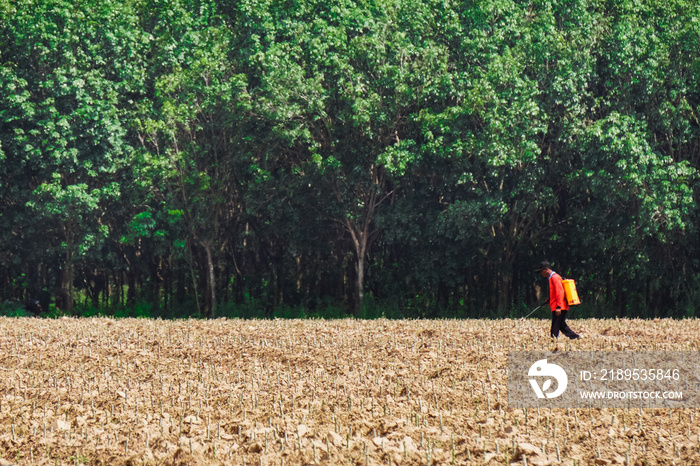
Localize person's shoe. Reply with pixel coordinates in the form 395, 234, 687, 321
570, 334, 581, 340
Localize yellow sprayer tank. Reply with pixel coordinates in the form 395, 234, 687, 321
562, 279, 580, 306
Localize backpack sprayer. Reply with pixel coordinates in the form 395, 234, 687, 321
522, 278, 580, 318
562, 279, 581, 305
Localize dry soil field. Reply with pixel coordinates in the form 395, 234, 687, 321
0, 316, 698, 465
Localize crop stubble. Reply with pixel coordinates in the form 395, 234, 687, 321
0, 317, 698, 465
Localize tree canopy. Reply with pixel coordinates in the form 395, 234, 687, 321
1, 0, 699, 318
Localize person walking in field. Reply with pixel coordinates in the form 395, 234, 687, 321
536, 261, 580, 341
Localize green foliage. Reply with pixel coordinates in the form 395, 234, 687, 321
0, 300, 30, 317
1, 0, 699, 319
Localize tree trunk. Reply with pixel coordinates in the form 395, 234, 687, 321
202, 241, 217, 318
127, 269, 136, 308
187, 241, 202, 315
59, 249, 74, 314
356, 252, 365, 316
346, 219, 369, 316
498, 273, 511, 317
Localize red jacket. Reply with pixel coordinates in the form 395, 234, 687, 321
549, 271, 569, 312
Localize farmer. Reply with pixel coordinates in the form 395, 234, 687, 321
535, 261, 580, 340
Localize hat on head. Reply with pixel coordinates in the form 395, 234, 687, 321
535, 261, 551, 273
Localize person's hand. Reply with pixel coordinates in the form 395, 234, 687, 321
554, 308, 561, 316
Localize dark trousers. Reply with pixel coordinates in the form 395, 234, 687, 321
551, 310, 579, 339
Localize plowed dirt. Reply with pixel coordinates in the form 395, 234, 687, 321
0, 317, 698, 465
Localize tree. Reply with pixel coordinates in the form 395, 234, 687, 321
0, 0, 147, 312
136, 0, 251, 316
232, 0, 458, 313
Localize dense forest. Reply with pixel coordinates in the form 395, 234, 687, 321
1, 0, 699, 319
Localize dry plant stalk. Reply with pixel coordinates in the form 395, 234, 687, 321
0, 316, 698, 465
